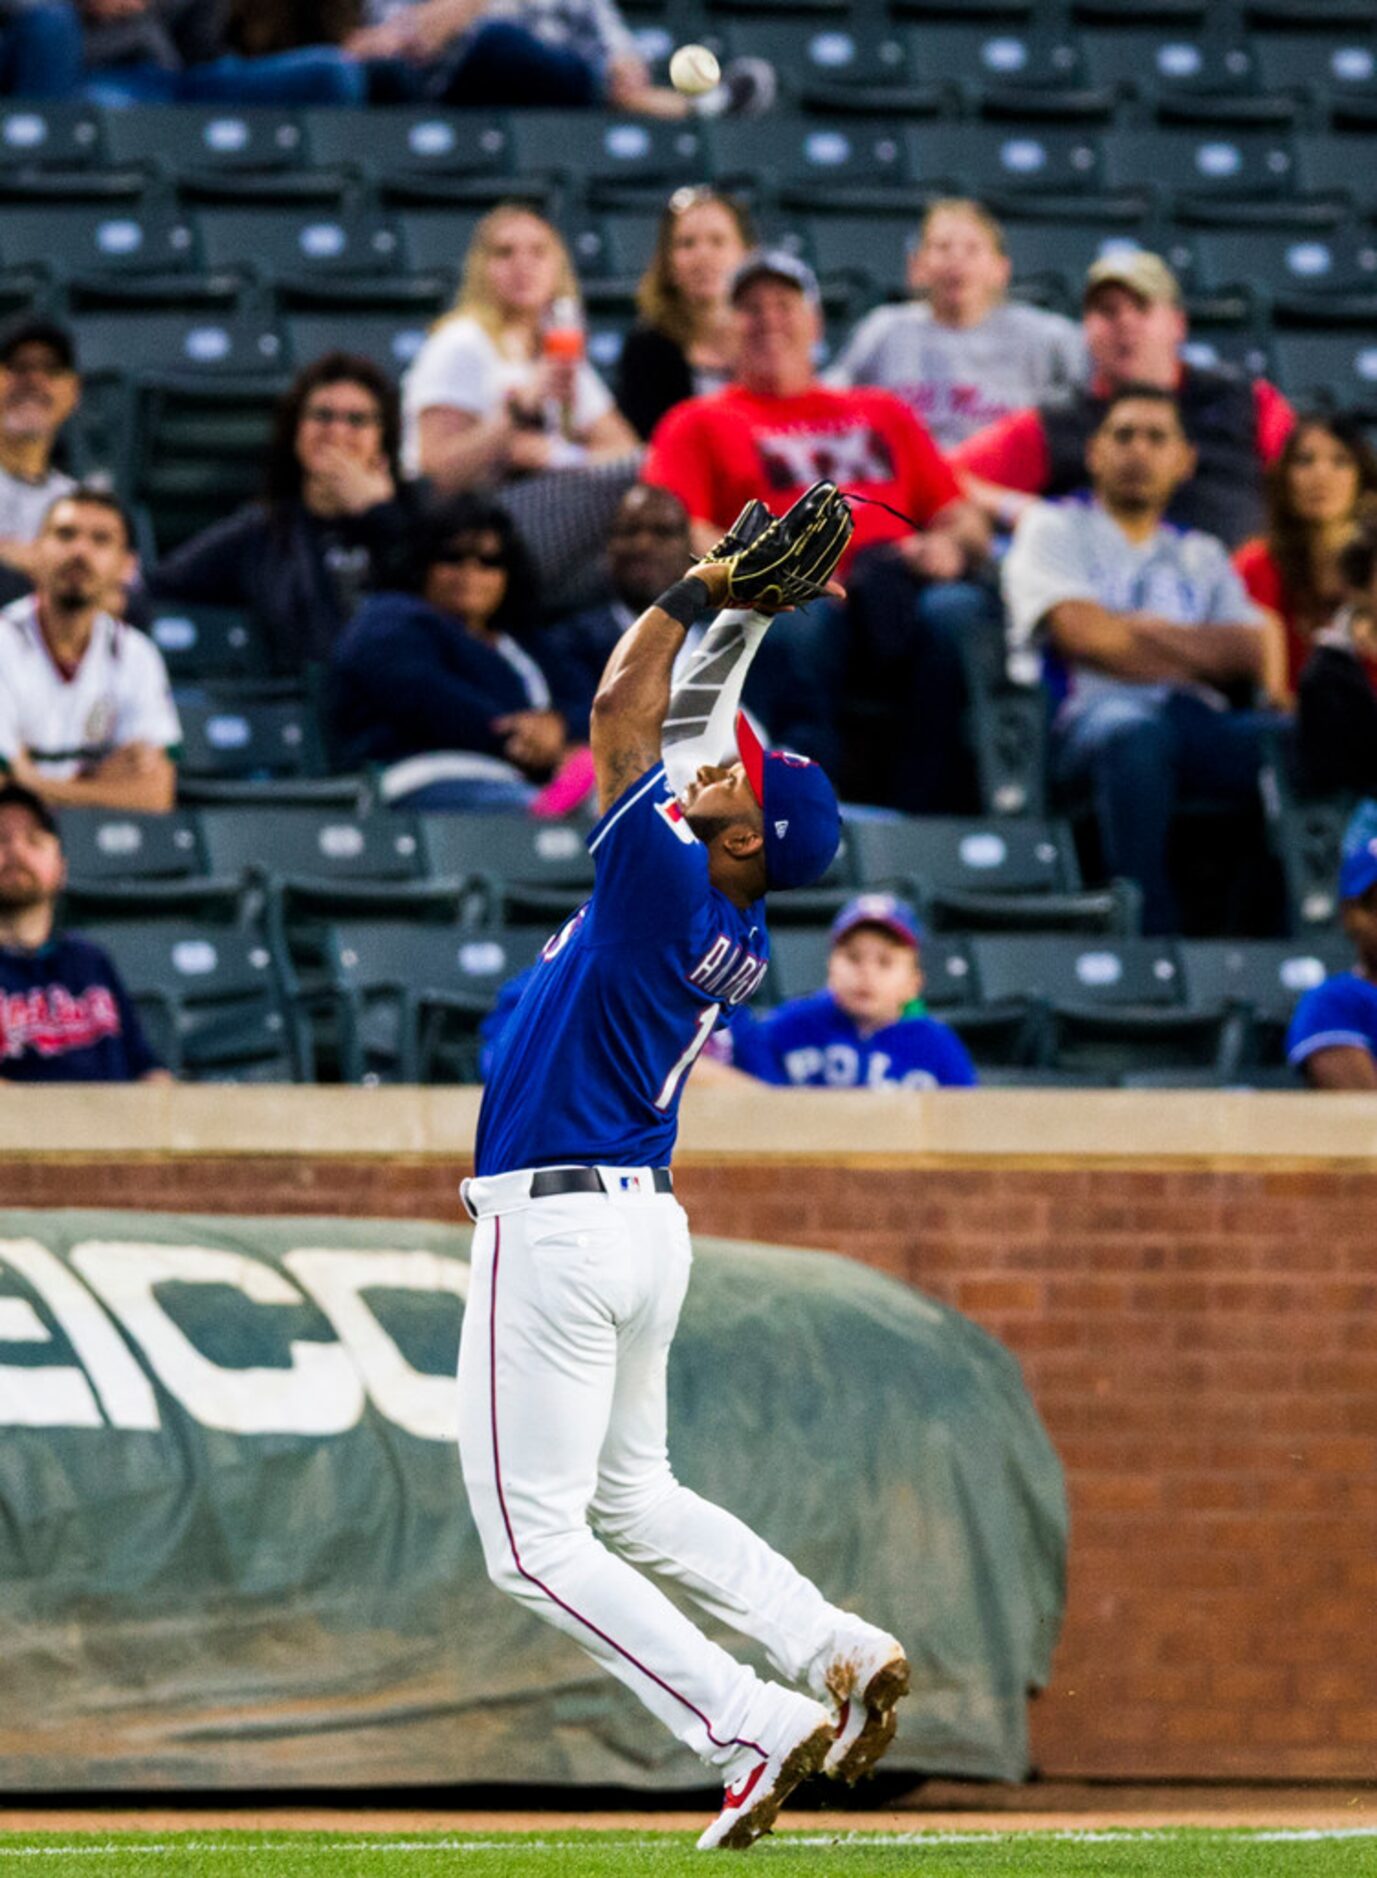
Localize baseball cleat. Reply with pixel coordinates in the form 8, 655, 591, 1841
697, 1707, 834, 1852
822, 1635, 910, 1784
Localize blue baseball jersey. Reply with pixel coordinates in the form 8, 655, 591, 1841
474, 764, 769, 1175
1286, 971, 1377, 1072
724, 990, 978, 1090
0, 935, 161, 1082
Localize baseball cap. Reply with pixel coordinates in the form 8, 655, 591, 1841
1339, 799, 1377, 902
0, 316, 76, 372
829, 892, 922, 950
729, 249, 821, 308
1083, 250, 1181, 309
734, 711, 840, 891
0, 779, 58, 839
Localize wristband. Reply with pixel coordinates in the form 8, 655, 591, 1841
655, 576, 711, 629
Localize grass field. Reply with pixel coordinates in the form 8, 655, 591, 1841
1, 1830, 1373, 1877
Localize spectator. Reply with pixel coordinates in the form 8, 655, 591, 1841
644, 249, 993, 808
953, 251, 1295, 549
700, 893, 977, 1089
616, 186, 754, 441
330, 493, 591, 811
1234, 412, 1377, 710
0, 317, 80, 596
0, 3, 83, 95
335, 0, 773, 117
1002, 386, 1271, 936
0, 780, 168, 1081
828, 198, 1086, 450
1285, 497, 1377, 798
403, 204, 637, 489
146, 352, 417, 673
0, 489, 179, 813
75, 0, 365, 105
1287, 803, 1377, 1090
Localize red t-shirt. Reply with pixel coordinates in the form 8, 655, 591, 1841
950, 377, 1295, 491
642, 383, 960, 571
1234, 536, 1377, 692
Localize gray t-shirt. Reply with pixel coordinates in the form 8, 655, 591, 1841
1001, 496, 1264, 719
0, 464, 75, 544
827, 300, 1087, 449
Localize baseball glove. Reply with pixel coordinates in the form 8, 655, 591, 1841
711, 480, 854, 611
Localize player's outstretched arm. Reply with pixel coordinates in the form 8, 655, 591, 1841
590, 561, 731, 816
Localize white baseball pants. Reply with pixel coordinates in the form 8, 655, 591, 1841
456, 1169, 856, 1776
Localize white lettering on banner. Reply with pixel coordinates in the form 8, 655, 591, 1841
283, 1249, 468, 1443
0, 1237, 159, 1429
0, 1288, 101, 1427
70, 1242, 366, 1437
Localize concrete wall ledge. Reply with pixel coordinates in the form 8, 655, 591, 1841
0, 1085, 1374, 1164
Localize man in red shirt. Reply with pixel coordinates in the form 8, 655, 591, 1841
951, 251, 1294, 550
643, 252, 992, 811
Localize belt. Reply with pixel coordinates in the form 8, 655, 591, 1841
530, 1166, 673, 1198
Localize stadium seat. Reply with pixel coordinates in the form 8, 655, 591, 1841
715, 118, 917, 213
0, 200, 197, 277
303, 109, 519, 207
420, 813, 595, 922
56, 806, 246, 924
99, 105, 345, 206
0, 101, 107, 171
996, 217, 1154, 308
805, 213, 915, 298
125, 374, 287, 555
1102, 127, 1304, 211
1073, 0, 1209, 19
392, 207, 486, 279
81, 919, 311, 1081
176, 696, 329, 786
1272, 330, 1377, 415
911, 22, 1115, 121
325, 919, 547, 1083
971, 933, 1243, 1080
72, 311, 286, 379
725, 23, 947, 116
848, 816, 1139, 934
1181, 934, 1351, 1070
146, 604, 270, 685
1265, 793, 1354, 933
1187, 225, 1377, 309
1082, 27, 1298, 125
509, 113, 709, 209
1294, 132, 1377, 216
1255, 26, 1377, 127
283, 311, 428, 379
906, 123, 1124, 216
194, 206, 404, 284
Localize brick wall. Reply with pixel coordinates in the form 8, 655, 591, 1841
5, 1147, 1375, 1780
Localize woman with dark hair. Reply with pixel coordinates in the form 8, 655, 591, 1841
1234, 410, 1377, 709
615, 186, 755, 440
145, 352, 418, 673
329, 494, 594, 811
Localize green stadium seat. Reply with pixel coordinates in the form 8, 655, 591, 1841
392, 207, 485, 279
56, 806, 245, 924
1102, 127, 1304, 208
283, 310, 428, 379
147, 604, 270, 684
81, 919, 311, 1081
129, 374, 286, 555
304, 108, 519, 208
1272, 330, 1377, 414
716, 117, 916, 212
194, 206, 403, 280
0, 201, 196, 276
177, 696, 328, 786
72, 311, 286, 378
723, 22, 946, 116
1180, 935, 1351, 1067
421, 813, 595, 922
508, 112, 710, 208
907, 123, 1120, 214
100, 105, 345, 205
0, 101, 106, 170
912, 22, 1114, 122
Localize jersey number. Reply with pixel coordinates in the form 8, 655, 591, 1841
654, 1004, 721, 1110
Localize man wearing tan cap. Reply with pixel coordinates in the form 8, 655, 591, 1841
951, 250, 1294, 549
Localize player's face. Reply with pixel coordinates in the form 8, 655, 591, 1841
680, 761, 754, 823
1088, 398, 1195, 514
1287, 425, 1362, 527
607, 487, 691, 608
0, 341, 77, 443
1082, 287, 1185, 388
1342, 884, 1377, 977
733, 281, 819, 388
909, 210, 1009, 322
424, 528, 510, 630
0, 805, 63, 909
295, 378, 385, 476
35, 500, 132, 610
482, 214, 564, 319
827, 928, 921, 1031
668, 201, 748, 307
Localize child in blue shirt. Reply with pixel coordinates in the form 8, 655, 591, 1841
1287, 808, 1377, 1089
710, 892, 977, 1090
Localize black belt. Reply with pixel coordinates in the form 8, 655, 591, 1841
529, 1167, 673, 1198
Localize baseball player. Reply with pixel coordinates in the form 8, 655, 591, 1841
711, 893, 979, 1091
456, 486, 910, 1852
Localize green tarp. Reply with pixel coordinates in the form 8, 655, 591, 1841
0, 1210, 1065, 1790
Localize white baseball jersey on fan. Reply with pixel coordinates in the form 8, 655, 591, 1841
0, 596, 181, 779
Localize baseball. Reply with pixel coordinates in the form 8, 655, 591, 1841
670, 44, 721, 96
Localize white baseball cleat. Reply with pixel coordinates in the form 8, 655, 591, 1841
697, 1703, 834, 1852
822, 1633, 910, 1784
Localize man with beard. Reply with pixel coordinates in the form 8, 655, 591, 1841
1001, 385, 1272, 935
0, 489, 181, 812
0, 319, 81, 593
0, 780, 167, 1082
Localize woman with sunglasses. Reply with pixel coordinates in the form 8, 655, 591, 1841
329, 495, 594, 812
615, 187, 755, 442
146, 352, 418, 673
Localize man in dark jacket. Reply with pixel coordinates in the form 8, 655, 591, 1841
952, 251, 1295, 550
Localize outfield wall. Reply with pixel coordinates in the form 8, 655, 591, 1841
2, 1086, 1375, 1783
